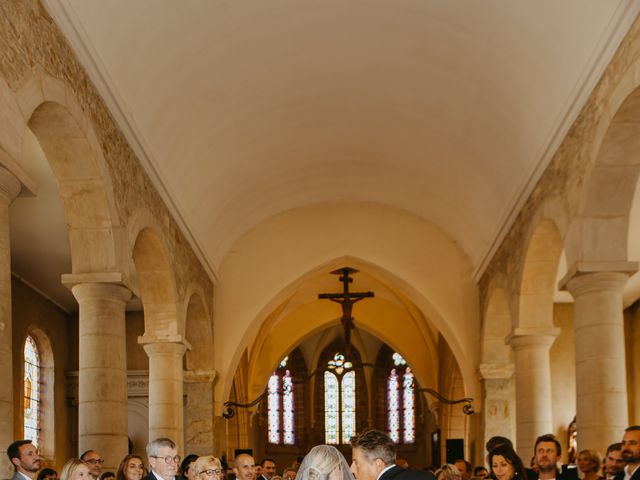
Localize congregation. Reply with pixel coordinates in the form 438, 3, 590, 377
6, 428, 640, 480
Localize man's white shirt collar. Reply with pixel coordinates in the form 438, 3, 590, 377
16, 471, 33, 480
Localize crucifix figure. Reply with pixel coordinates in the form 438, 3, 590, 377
318, 267, 374, 353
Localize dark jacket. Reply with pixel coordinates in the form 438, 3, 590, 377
379, 465, 436, 480
614, 466, 640, 480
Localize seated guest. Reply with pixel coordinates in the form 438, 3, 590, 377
488, 445, 527, 480
100, 474, 115, 480
8, 439, 43, 480
38, 469, 58, 480
577, 450, 602, 480
435, 465, 461, 480
117, 455, 145, 480
60, 460, 92, 480
145, 437, 181, 480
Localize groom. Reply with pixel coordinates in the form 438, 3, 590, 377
350, 430, 435, 480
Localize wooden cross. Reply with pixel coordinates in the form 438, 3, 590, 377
318, 267, 374, 353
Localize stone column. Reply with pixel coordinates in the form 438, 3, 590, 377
0, 167, 21, 479
140, 336, 187, 448
184, 370, 216, 455
70, 282, 131, 472
479, 363, 515, 450
564, 269, 633, 455
507, 327, 559, 459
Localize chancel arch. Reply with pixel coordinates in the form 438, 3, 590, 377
215, 203, 481, 419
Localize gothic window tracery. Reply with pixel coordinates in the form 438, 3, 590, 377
324, 352, 356, 444
267, 356, 295, 445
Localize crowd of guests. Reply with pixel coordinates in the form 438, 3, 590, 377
6, 425, 640, 480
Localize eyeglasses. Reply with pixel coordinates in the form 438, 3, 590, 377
200, 470, 224, 477
151, 455, 181, 464
86, 459, 105, 465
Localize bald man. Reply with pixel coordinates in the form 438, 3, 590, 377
234, 455, 256, 480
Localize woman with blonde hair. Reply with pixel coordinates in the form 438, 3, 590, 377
59, 460, 91, 480
435, 465, 461, 480
194, 456, 225, 480
297, 445, 354, 480
577, 449, 602, 480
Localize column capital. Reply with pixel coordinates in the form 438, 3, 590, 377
184, 369, 217, 384
506, 327, 560, 350
139, 335, 191, 356
559, 261, 637, 292
0, 166, 22, 204
479, 363, 514, 380
562, 269, 633, 298
69, 281, 131, 304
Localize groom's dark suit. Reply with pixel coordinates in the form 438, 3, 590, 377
378, 466, 436, 480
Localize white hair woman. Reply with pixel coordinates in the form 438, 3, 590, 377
298, 445, 354, 480
194, 456, 225, 480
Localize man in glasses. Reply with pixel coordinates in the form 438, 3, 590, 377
81, 450, 104, 480
146, 438, 181, 480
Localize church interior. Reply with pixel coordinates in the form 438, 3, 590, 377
2, 0, 640, 478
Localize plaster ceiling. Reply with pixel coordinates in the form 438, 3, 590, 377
42, 0, 640, 283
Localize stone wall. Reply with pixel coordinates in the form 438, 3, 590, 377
0, 0, 213, 308
11, 276, 77, 470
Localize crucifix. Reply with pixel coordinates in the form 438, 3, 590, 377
318, 267, 374, 353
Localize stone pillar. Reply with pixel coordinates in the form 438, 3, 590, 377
479, 363, 515, 450
0, 167, 21, 479
70, 282, 131, 472
507, 327, 559, 459
140, 336, 187, 448
184, 369, 216, 455
564, 269, 632, 455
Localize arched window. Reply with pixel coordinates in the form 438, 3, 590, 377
23, 335, 41, 445
267, 356, 295, 445
324, 352, 356, 444
387, 352, 415, 444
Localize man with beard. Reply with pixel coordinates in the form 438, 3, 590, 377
616, 426, 640, 480
526, 434, 577, 480
7, 440, 42, 480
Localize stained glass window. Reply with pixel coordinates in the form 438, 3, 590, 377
387, 352, 415, 444
324, 371, 339, 444
341, 371, 356, 443
267, 373, 280, 443
24, 336, 41, 446
282, 370, 295, 445
324, 352, 356, 444
388, 368, 400, 442
267, 359, 296, 445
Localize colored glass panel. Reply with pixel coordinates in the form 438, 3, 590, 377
403, 367, 415, 443
283, 370, 295, 445
387, 368, 400, 442
267, 373, 280, 443
23, 336, 40, 446
393, 352, 407, 366
324, 371, 339, 444
341, 371, 356, 443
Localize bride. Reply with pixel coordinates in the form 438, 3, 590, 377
298, 445, 355, 480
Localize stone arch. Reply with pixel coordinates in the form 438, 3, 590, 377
17, 73, 126, 276
128, 210, 179, 337
566, 76, 640, 267
242, 257, 441, 403
518, 218, 564, 329
22, 326, 54, 460
184, 291, 213, 370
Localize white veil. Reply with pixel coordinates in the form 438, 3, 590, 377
297, 445, 355, 480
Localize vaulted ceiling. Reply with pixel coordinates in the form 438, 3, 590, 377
13, 1, 640, 310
